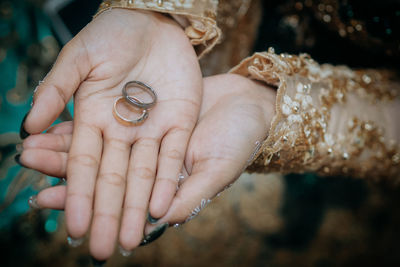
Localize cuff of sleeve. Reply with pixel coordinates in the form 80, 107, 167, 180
230, 49, 307, 174
94, 0, 221, 58
230, 50, 400, 179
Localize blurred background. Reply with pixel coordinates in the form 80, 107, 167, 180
1, 0, 400, 266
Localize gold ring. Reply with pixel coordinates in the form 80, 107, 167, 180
113, 96, 148, 125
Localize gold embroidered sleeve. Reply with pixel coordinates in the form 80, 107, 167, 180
95, 0, 220, 57
231, 50, 400, 181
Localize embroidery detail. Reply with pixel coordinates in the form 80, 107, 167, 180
231, 50, 400, 180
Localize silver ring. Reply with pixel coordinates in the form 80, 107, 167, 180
122, 81, 157, 109
113, 96, 149, 125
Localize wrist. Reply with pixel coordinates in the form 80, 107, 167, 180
99, 8, 185, 34
247, 79, 277, 132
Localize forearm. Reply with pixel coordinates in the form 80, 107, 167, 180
231, 50, 400, 180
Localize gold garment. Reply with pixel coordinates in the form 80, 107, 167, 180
96, 0, 400, 180
231, 51, 400, 180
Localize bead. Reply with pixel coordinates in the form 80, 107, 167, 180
393, 153, 400, 164
282, 104, 291, 116
362, 74, 372, 84
296, 82, 304, 93
323, 14, 331, 23
268, 47, 275, 53
364, 123, 373, 131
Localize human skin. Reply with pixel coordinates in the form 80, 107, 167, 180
21, 9, 202, 260
21, 73, 276, 256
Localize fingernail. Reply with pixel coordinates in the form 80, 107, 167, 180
28, 195, 40, 209
15, 154, 25, 167
16, 143, 23, 153
91, 257, 106, 267
147, 213, 159, 224
140, 223, 169, 246
19, 112, 30, 139
67, 236, 85, 247
118, 246, 133, 257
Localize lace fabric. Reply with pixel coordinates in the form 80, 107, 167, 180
231, 51, 400, 180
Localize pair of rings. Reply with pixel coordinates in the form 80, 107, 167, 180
113, 81, 157, 125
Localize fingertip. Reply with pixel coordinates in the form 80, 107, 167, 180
22, 134, 40, 149
19, 148, 67, 177
119, 209, 146, 250
149, 178, 178, 219
65, 197, 92, 239
157, 193, 192, 224
118, 235, 141, 253
36, 186, 66, 210
24, 91, 63, 135
149, 194, 170, 220
89, 218, 118, 261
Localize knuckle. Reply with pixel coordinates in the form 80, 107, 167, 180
105, 138, 128, 152
133, 166, 155, 181
60, 134, 70, 150
135, 137, 159, 149
164, 148, 183, 161
53, 84, 69, 105
156, 177, 177, 187
66, 191, 92, 202
93, 212, 119, 223
124, 204, 146, 214
169, 126, 191, 136
98, 172, 126, 187
57, 152, 68, 173
69, 153, 98, 168
79, 121, 101, 137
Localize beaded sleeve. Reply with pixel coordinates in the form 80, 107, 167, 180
95, 0, 221, 58
231, 50, 400, 181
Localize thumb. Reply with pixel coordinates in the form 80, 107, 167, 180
23, 38, 90, 136
154, 157, 244, 226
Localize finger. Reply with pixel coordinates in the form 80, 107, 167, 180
20, 149, 67, 178
37, 185, 67, 210
154, 157, 241, 226
149, 127, 190, 219
119, 137, 159, 251
23, 133, 72, 152
65, 123, 102, 239
89, 136, 130, 260
47, 121, 74, 134
24, 39, 90, 135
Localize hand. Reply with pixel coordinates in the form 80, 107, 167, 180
21, 9, 202, 259
22, 73, 276, 242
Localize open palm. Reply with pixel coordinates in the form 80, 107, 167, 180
22, 74, 276, 252
22, 9, 202, 259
